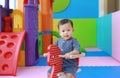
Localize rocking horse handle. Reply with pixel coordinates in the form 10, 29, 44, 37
59, 53, 85, 59
44, 53, 85, 59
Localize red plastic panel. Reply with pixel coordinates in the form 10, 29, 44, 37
0, 31, 25, 76
47, 45, 62, 78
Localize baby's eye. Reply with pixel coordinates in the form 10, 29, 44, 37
67, 29, 70, 31
62, 30, 65, 32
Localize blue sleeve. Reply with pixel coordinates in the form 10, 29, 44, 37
55, 40, 58, 46
55, 38, 60, 46
73, 39, 80, 52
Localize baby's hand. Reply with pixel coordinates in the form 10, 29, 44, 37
43, 53, 48, 57
64, 53, 71, 59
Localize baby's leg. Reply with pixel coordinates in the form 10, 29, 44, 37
47, 67, 52, 78
47, 73, 50, 78
63, 66, 77, 78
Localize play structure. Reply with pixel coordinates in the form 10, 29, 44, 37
0, 0, 54, 76
0, 0, 120, 78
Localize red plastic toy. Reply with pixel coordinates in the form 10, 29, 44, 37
47, 44, 83, 78
47, 44, 63, 78
3, 17, 12, 32
0, 30, 25, 76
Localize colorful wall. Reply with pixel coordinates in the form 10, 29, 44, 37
96, 10, 120, 59
72, 19, 96, 48
97, 14, 112, 55
53, 0, 99, 18
112, 11, 120, 61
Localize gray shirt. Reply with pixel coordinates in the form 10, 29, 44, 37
56, 37, 80, 67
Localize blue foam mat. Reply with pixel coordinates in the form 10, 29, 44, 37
35, 57, 120, 78
35, 56, 47, 66
77, 66, 120, 78
86, 51, 110, 56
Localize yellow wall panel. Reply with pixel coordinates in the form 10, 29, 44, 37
53, 19, 60, 43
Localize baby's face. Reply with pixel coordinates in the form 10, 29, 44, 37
59, 23, 74, 40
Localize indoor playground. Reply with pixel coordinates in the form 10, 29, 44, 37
0, 0, 120, 78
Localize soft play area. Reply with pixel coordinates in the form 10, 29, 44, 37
0, 0, 120, 78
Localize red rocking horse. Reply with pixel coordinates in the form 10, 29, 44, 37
47, 44, 85, 78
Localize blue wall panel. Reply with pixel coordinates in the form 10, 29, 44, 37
54, 0, 99, 18
97, 14, 112, 55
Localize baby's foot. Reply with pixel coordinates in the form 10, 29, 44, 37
77, 68, 81, 72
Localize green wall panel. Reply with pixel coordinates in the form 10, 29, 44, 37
71, 19, 97, 48
53, 0, 70, 12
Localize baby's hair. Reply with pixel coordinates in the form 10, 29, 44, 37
58, 19, 73, 29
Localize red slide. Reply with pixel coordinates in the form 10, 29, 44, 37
0, 31, 25, 76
